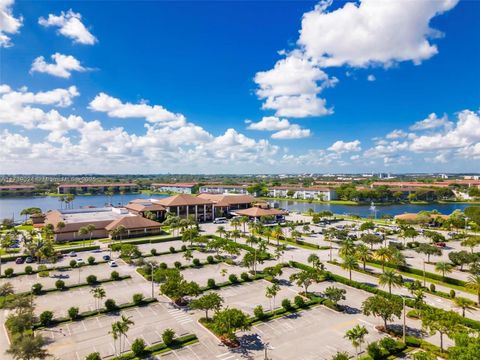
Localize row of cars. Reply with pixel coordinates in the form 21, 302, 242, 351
15, 251, 118, 267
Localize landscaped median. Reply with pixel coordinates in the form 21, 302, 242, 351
0, 273, 131, 309
33, 297, 157, 330
107, 334, 198, 360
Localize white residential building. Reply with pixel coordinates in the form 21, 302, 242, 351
268, 186, 337, 201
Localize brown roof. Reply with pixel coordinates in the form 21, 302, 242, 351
125, 202, 165, 212
152, 183, 196, 187
105, 215, 162, 231
0, 185, 35, 190
154, 194, 213, 207
234, 207, 287, 218
197, 193, 255, 206
58, 183, 137, 188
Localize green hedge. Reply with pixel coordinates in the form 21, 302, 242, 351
110, 334, 198, 359
108, 236, 181, 247
367, 259, 466, 287
0, 260, 108, 279
33, 298, 157, 329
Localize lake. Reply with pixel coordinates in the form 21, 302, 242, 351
0, 193, 474, 221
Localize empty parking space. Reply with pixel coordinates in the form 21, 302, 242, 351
181, 263, 247, 287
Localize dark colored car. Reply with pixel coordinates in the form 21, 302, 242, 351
15, 257, 25, 264
435, 242, 446, 248
102, 255, 111, 261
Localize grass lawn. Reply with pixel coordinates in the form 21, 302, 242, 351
15, 225, 34, 231
54, 240, 95, 248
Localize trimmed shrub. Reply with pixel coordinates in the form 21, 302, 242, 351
87, 256, 95, 265
86, 275, 97, 285
68, 307, 79, 320
85, 353, 102, 360
430, 284, 436, 292
169, 246, 175, 253
24, 265, 33, 274
70, 260, 77, 268
110, 271, 120, 280
38, 264, 49, 277
450, 289, 456, 299
254, 305, 265, 319
240, 272, 250, 282
174, 261, 182, 269
294, 295, 306, 308
4, 268, 13, 277
207, 255, 214, 264
39, 311, 54, 326
104, 299, 118, 312
159, 262, 168, 270
207, 278, 216, 288
367, 341, 383, 360
162, 328, 175, 346
228, 274, 238, 283
181, 245, 187, 251
55, 279, 66, 290
379, 337, 398, 353
131, 338, 146, 356
192, 258, 201, 267
150, 248, 158, 256
281, 298, 292, 311
31, 283, 43, 295
132, 293, 145, 305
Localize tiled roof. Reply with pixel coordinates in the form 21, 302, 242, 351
234, 207, 287, 217
105, 215, 162, 231
154, 194, 213, 207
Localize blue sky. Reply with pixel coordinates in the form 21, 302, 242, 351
0, 0, 479, 174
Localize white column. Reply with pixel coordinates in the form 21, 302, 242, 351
203, 204, 207, 222
195, 205, 198, 220
177, 206, 180, 216
186, 206, 189, 217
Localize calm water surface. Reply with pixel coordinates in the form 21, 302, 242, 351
0, 194, 473, 221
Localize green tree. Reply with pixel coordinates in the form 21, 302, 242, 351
331, 352, 349, 360
449, 332, 480, 360
420, 308, 461, 352
289, 270, 322, 294
307, 253, 324, 271
162, 328, 175, 346
265, 283, 281, 311
361, 233, 383, 250
131, 338, 146, 357
362, 295, 402, 330
378, 269, 403, 294
435, 261, 453, 280
344, 324, 368, 359
415, 243, 442, 263
190, 293, 224, 320
323, 286, 346, 307
341, 255, 358, 280
160, 270, 201, 304
339, 239, 356, 258
453, 296, 476, 317
466, 274, 480, 304
90, 287, 106, 311
211, 308, 251, 341
7, 334, 49, 360
360, 221, 375, 231
355, 244, 370, 271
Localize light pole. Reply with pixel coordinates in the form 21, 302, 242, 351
402, 296, 406, 344
423, 260, 426, 287
149, 262, 158, 298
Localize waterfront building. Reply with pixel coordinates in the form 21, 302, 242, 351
267, 186, 337, 201
150, 183, 196, 194
57, 183, 139, 194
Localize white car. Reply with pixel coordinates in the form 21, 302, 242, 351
213, 217, 227, 224
76, 258, 85, 265
108, 260, 118, 267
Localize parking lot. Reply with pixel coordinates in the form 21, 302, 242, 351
41, 301, 192, 359
181, 263, 248, 287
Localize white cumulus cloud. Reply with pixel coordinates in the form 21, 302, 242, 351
31, 53, 87, 78
39, 9, 97, 45
0, 0, 22, 47
410, 112, 452, 131
328, 140, 361, 153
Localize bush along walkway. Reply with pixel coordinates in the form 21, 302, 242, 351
107, 334, 198, 360
0, 274, 131, 309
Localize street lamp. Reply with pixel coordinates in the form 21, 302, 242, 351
148, 262, 158, 298
402, 296, 406, 344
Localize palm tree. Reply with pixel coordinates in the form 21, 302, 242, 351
307, 253, 324, 272
378, 269, 403, 294
344, 325, 368, 359
374, 247, 392, 273
230, 217, 241, 231
355, 245, 370, 271
216, 226, 226, 239
109, 322, 121, 356
291, 230, 302, 243
239, 216, 249, 233
434, 262, 453, 281
90, 287, 106, 311
466, 274, 480, 304
272, 226, 284, 246
265, 283, 280, 311
230, 229, 241, 243
118, 315, 134, 354
339, 239, 356, 258
341, 255, 358, 281
86, 224, 96, 244
453, 296, 476, 317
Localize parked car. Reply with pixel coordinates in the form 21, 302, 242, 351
108, 260, 118, 267
102, 255, 111, 261
435, 242, 446, 248
15, 257, 25, 264
68, 251, 77, 257
213, 217, 227, 224
25, 256, 34, 263
76, 258, 85, 265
